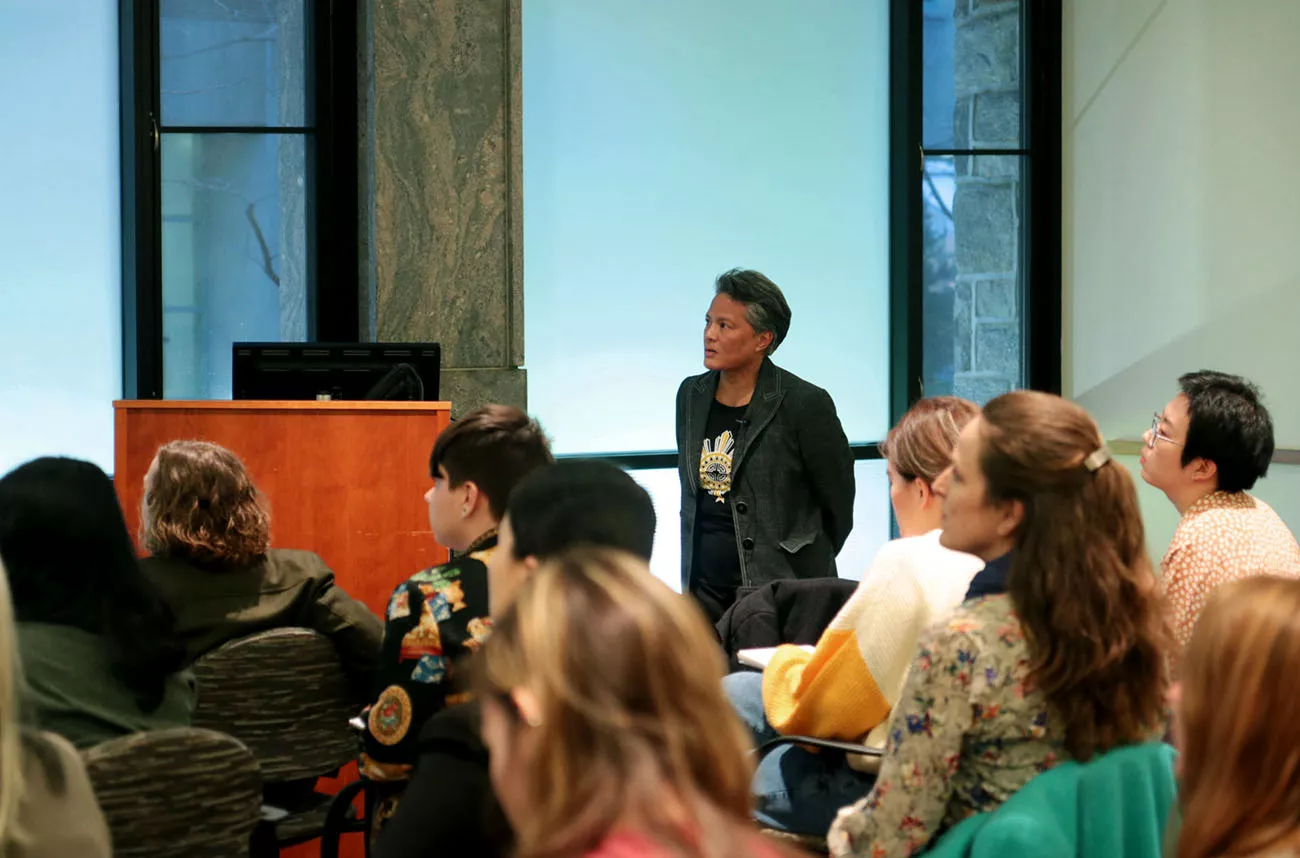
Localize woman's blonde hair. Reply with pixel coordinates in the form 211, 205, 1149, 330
1177, 576, 1300, 858
879, 396, 980, 484
0, 559, 29, 848
142, 441, 270, 568
475, 548, 767, 858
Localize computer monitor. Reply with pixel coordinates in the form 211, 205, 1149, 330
232, 342, 441, 401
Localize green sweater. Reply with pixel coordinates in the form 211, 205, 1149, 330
18, 623, 196, 749
924, 742, 1177, 858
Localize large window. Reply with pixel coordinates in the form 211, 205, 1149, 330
0, 3, 121, 474
123, 0, 358, 399
523, 0, 1059, 589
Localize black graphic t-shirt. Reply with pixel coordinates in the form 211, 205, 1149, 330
692, 400, 748, 589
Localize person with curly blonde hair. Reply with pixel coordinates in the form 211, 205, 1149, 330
140, 440, 382, 692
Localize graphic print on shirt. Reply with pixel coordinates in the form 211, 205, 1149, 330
700, 429, 736, 503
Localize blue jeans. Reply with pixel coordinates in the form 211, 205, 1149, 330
722, 671, 877, 835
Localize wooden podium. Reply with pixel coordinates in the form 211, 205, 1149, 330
113, 400, 453, 624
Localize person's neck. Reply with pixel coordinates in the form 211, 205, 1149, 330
980, 536, 1016, 562
459, 517, 499, 552
899, 509, 943, 538
1168, 481, 1220, 516
716, 361, 762, 407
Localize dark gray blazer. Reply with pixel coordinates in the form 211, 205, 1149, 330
675, 358, 855, 592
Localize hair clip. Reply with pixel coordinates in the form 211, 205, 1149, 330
1084, 446, 1112, 473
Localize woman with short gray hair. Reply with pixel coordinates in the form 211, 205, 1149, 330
676, 268, 855, 623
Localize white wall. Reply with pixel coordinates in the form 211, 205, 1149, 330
1063, 0, 1300, 560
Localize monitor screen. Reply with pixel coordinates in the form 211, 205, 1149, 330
232, 343, 441, 401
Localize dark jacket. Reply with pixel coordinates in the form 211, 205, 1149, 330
18, 623, 196, 748
372, 701, 512, 858
676, 358, 855, 592
141, 549, 383, 692
714, 577, 859, 672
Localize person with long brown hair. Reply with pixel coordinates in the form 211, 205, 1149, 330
140, 440, 382, 691
476, 547, 798, 858
723, 396, 984, 835
1173, 576, 1300, 858
829, 390, 1169, 857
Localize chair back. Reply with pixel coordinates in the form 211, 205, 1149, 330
83, 727, 261, 858
192, 627, 357, 782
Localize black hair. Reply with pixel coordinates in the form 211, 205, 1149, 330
714, 268, 792, 354
0, 457, 186, 712
429, 405, 554, 519
1178, 371, 1275, 492
505, 460, 655, 562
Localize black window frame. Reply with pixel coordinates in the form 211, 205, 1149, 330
119, 0, 360, 399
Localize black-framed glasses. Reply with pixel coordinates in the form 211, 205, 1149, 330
1148, 413, 1182, 449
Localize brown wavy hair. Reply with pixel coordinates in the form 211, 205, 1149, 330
979, 391, 1169, 760
880, 396, 980, 484
475, 548, 801, 858
142, 441, 270, 568
1177, 577, 1300, 858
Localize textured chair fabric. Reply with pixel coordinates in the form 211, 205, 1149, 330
192, 627, 361, 851
83, 727, 262, 858
192, 627, 359, 781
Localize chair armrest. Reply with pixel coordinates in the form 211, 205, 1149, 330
755, 735, 884, 758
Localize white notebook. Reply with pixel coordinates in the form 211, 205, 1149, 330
737, 644, 815, 670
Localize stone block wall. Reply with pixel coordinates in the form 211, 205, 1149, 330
951, 0, 1023, 404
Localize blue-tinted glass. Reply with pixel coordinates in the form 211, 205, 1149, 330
0, 3, 120, 473
523, 0, 891, 453
922, 155, 1024, 405
161, 0, 308, 127
924, 0, 1023, 150
161, 133, 309, 399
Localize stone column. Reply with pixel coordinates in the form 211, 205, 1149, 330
359, 0, 525, 415
952, 0, 1023, 404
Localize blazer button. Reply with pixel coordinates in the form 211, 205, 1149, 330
742, 537, 755, 551
735, 501, 748, 514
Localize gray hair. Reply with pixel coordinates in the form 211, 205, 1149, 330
714, 268, 792, 355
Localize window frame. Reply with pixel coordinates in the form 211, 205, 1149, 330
119, 0, 360, 399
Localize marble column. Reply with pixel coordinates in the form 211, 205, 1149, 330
359, 0, 525, 415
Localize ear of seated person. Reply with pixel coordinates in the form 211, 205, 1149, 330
0, 457, 194, 749
372, 460, 657, 858
138, 440, 383, 699
722, 397, 984, 836
827, 392, 1168, 858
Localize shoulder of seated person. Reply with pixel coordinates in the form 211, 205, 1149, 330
418, 700, 483, 744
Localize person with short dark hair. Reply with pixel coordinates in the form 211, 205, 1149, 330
362, 405, 553, 781
1140, 371, 1300, 657
0, 457, 194, 748
677, 268, 855, 623
373, 460, 657, 858
139, 440, 382, 692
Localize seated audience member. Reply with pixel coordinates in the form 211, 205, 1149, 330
0, 559, 111, 857
828, 391, 1169, 857
723, 396, 984, 834
1172, 576, 1300, 858
0, 458, 194, 748
362, 405, 553, 781
478, 547, 800, 858
1140, 371, 1300, 658
373, 460, 656, 858
140, 440, 382, 691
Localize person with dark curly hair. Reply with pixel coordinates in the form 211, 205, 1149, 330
139, 440, 382, 694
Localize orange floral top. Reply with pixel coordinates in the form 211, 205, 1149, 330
827, 592, 1066, 858
1163, 491, 1300, 657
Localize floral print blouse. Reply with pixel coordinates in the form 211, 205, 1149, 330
827, 592, 1067, 857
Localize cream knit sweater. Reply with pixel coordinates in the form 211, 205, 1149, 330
761, 530, 983, 749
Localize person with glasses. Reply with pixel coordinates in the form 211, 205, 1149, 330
1140, 371, 1300, 660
